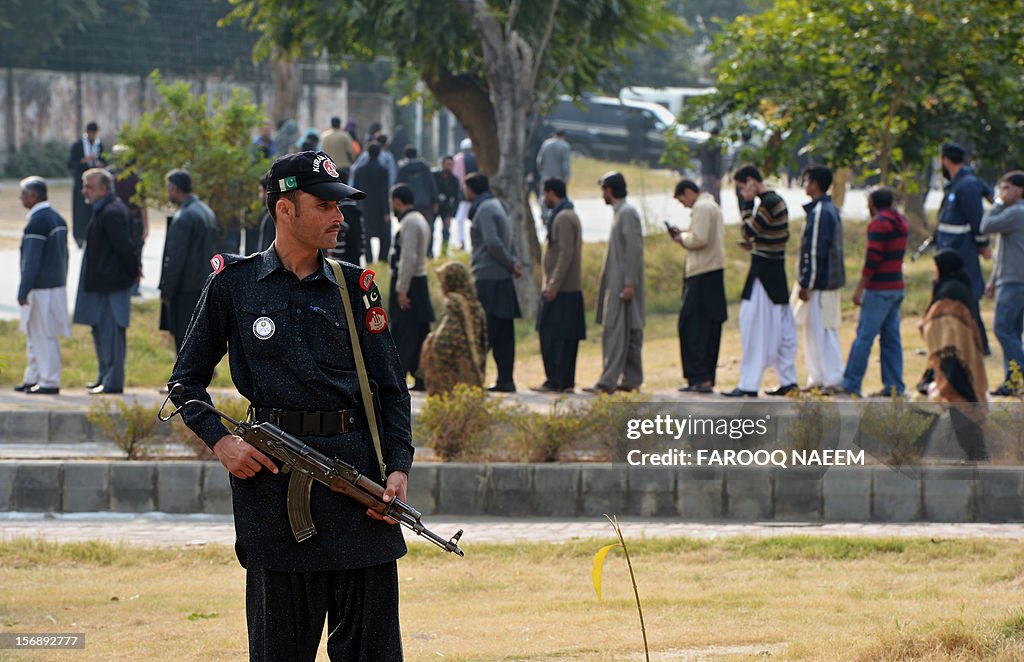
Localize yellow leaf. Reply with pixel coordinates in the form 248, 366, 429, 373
592, 543, 622, 603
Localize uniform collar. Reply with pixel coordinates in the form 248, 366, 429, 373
257, 244, 339, 285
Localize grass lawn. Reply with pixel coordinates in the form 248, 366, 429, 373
1, 536, 1023, 661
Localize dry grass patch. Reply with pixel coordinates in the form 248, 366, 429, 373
1, 536, 1024, 660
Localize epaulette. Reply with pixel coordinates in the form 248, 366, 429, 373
209, 252, 256, 276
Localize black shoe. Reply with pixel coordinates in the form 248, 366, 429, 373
765, 383, 799, 397
13, 383, 36, 392
530, 384, 561, 393
721, 387, 758, 398
26, 385, 59, 395
89, 385, 124, 395
487, 383, 516, 393
85, 380, 101, 389
616, 384, 640, 393
582, 384, 616, 395
990, 383, 1019, 397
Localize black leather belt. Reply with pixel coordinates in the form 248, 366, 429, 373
253, 407, 366, 436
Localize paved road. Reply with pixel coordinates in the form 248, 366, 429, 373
1, 513, 1021, 548
0, 180, 943, 321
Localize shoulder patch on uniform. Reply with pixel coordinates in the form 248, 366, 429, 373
365, 306, 388, 333
363, 287, 381, 310
359, 268, 375, 292
210, 252, 253, 276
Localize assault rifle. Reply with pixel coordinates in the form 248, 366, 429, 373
910, 233, 936, 262
158, 386, 464, 557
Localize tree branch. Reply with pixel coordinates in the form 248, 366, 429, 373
507, 0, 522, 34
531, 0, 560, 87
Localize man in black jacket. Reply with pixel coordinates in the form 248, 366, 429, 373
396, 147, 439, 257
67, 122, 104, 248
73, 168, 139, 394
160, 169, 220, 353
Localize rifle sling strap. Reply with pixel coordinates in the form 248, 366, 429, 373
327, 259, 387, 481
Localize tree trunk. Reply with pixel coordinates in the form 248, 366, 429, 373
451, 1, 543, 318
269, 49, 302, 124
422, 68, 499, 175
901, 168, 932, 238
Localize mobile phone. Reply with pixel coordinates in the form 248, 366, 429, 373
664, 221, 677, 234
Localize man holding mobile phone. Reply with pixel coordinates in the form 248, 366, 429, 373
670, 179, 727, 394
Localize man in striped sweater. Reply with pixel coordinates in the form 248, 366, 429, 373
841, 186, 908, 397
723, 165, 798, 397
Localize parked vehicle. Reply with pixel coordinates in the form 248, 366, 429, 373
543, 95, 708, 167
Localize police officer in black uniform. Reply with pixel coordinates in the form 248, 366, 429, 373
169, 150, 413, 661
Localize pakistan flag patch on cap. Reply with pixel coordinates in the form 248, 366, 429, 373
279, 176, 298, 191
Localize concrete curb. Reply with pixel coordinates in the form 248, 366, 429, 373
1, 461, 1020, 522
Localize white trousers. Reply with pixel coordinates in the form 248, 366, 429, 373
20, 287, 70, 388
738, 280, 797, 392
802, 290, 844, 387
453, 200, 471, 246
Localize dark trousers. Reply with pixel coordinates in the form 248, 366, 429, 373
365, 228, 392, 265
245, 562, 402, 662
678, 306, 723, 387
168, 290, 202, 354
540, 334, 579, 390
91, 315, 126, 392
487, 312, 516, 387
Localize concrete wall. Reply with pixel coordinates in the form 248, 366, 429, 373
0, 67, 356, 162
2, 461, 1021, 522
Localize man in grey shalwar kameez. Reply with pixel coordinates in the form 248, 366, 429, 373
585, 171, 644, 394
74, 168, 139, 394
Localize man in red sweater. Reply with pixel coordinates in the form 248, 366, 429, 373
841, 186, 908, 397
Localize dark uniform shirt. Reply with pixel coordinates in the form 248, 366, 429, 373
169, 246, 413, 572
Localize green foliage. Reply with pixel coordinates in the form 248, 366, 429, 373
4, 141, 70, 179
414, 384, 527, 461
415, 385, 643, 462
0, 1, 105, 60
699, 0, 1024, 184
87, 398, 164, 460
117, 71, 269, 227
782, 391, 837, 454
858, 397, 936, 467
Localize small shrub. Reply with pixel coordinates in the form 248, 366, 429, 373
4, 141, 69, 179
858, 396, 935, 467
415, 384, 526, 461
87, 398, 163, 460
518, 399, 593, 462
987, 361, 1024, 464
782, 391, 835, 453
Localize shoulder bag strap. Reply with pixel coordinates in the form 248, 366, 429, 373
327, 258, 387, 481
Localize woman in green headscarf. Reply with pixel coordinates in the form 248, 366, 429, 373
420, 262, 488, 396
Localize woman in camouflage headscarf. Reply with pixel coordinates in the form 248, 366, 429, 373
420, 262, 488, 395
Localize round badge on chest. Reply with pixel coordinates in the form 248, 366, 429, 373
253, 316, 276, 340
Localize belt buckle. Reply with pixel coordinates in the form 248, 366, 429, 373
302, 411, 321, 435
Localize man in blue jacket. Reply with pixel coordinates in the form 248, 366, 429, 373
16, 177, 71, 395
796, 166, 845, 392
936, 142, 992, 353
